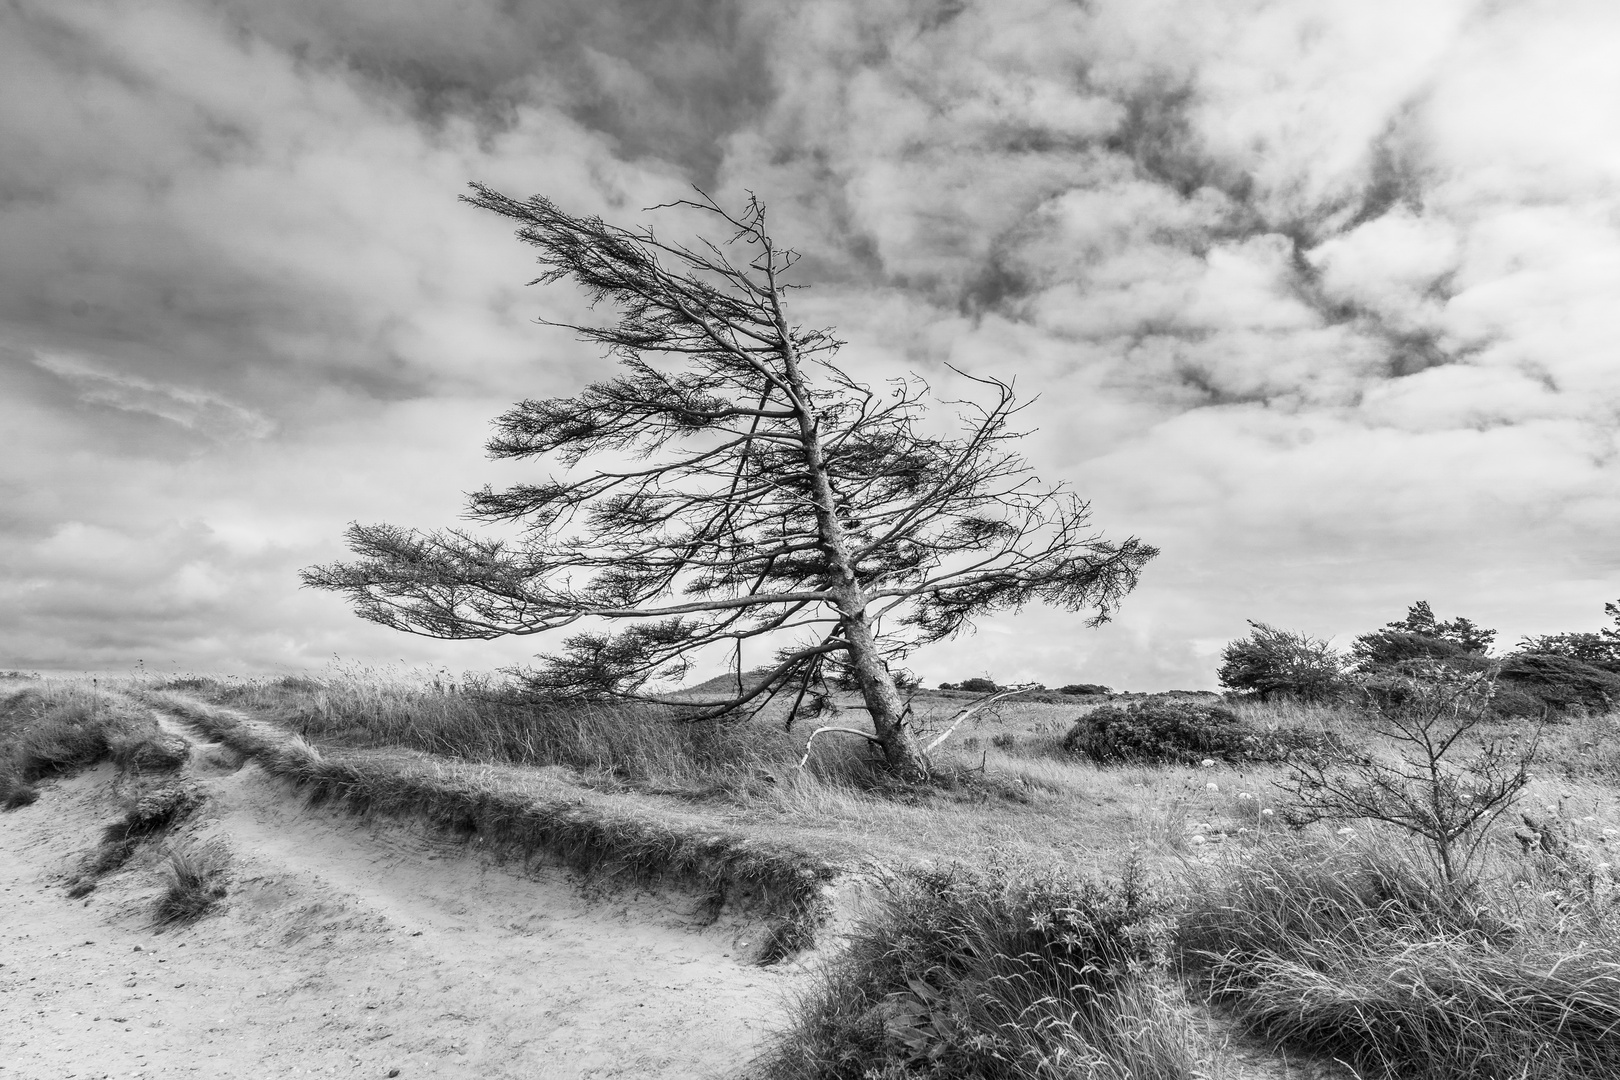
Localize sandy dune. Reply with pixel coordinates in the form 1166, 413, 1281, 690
0, 727, 802, 1079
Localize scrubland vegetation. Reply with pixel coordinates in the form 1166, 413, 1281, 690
8, 597, 1620, 1076
1, 674, 209, 912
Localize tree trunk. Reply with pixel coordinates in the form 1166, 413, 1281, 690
842, 611, 930, 781
766, 271, 931, 781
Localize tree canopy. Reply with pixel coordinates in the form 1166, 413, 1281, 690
1352, 600, 1496, 671
303, 185, 1156, 778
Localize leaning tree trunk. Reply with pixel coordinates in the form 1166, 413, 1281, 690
768, 279, 931, 781
841, 608, 930, 781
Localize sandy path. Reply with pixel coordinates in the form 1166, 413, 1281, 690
0, 732, 801, 1079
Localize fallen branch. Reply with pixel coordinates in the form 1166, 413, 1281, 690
797, 685, 1037, 772
797, 725, 883, 770
921, 685, 1037, 757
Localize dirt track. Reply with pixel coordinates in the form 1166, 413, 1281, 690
0, 722, 801, 1079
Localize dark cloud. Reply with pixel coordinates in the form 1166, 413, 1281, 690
209, 0, 777, 184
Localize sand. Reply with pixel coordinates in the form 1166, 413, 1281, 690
0, 731, 803, 1079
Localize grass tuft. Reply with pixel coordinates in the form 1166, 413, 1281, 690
153, 844, 229, 925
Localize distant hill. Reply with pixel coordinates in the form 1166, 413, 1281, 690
672, 667, 780, 700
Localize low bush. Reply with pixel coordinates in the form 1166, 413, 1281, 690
939, 677, 1001, 694
1058, 683, 1112, 696
1237, 725, 1356, 764
769, 856, 1195, 1080
1063, 699, 1350, 767
1064, 702, 1248, 765
1497, 653, 1620, 715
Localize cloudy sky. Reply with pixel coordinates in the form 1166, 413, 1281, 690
4, 0, 1618, 689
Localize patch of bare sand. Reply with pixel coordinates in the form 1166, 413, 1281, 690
1, 739, 803, 1079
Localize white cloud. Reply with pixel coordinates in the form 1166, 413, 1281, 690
32, 351, 276, 440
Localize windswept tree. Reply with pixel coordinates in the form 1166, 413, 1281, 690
1217, 621, 1348, 702
302, 185, 1156, 780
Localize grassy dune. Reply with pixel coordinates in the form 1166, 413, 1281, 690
9, 668, 1620, 1078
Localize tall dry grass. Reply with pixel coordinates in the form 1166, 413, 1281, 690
170, 670, 885, 800
1179, 833, 1620, 1080
1, 678, 186, 807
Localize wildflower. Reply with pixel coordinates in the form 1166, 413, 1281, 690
1205, 782, 1219, 792
1336, 827, 1356, 837
1237, 792, 1254, 801
1200, 759, 1216, 768
1260, 808, 1275, 818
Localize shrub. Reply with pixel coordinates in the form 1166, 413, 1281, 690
1217, 622, 1349, 701
1497, 653, 1620, 715
1515, 600, 1620, 674
1067, 701, 1248, 765
769, 856, 1194, 1080
1517, 632, 1620, 674
1282, 665, 1534, 884
1059, 683, 1112, 696
1237, 725, 1356, 765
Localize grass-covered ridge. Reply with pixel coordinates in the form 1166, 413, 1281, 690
1, 677, 187, 808
147, 688, 846, 960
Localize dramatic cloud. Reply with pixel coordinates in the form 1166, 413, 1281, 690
4, 0, 1618, 687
